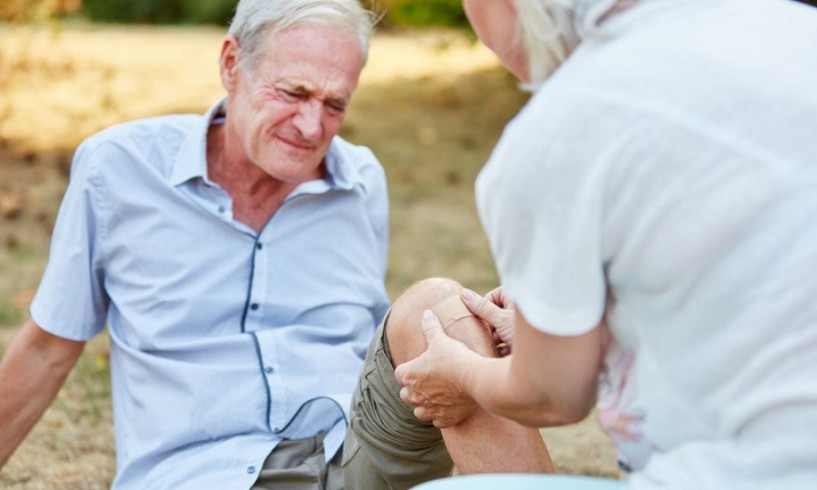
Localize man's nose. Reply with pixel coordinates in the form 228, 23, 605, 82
292, 99, 323, 141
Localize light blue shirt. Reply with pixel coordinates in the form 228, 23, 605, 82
31, 100, 390, 489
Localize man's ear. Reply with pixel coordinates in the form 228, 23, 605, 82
219, 35, 241, 91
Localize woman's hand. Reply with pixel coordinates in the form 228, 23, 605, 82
394, 309, 480, 428
462, 287, 516, 355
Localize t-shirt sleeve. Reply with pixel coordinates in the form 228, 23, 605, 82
476, 90, 614, 336
30, 139, 109, 341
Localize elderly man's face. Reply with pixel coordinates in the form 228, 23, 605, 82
221, 24, 363, 183
463, 0, 529, 82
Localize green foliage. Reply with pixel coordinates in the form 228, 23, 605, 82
375, 0, 467, 27
81, 0, 181, 24
80, 0, 237, 26
77, 0, 466, 28
188, 0, 239, 25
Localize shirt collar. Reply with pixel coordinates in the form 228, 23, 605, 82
317, 136, 363, 192
170, 99, 225, 187
170, 98, 363, 194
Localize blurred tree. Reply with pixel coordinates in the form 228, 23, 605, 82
80, 0, 188, 25
183, 0, 237, 25
79, 0, 236, 25
374, 0, 467, 27
77, 0, 467, 28
0, 0, 81, 22
8, 0, 815, 26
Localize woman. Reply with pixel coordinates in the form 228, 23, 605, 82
396, 0, 817, 488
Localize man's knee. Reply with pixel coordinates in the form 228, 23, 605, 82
386, 277, 496, 366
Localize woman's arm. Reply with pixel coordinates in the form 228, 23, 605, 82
468, 309, 605, 426
395, 304, 605, 428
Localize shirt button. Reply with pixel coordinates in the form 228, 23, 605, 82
265, 366, 274, 374
250, 303, 259, 311
217, 206, 226, 214
247, 465, 256, 474
256, 243, 263, 250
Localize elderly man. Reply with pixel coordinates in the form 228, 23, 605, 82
0, 1, 551, 488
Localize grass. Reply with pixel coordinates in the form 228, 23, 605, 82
0, 22, 618, 488
0, 303, 23, 327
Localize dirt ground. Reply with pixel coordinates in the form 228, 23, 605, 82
0, 22, 619, 488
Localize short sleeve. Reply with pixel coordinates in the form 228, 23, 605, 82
476, 90, 611, 336
30, 139, 109, 340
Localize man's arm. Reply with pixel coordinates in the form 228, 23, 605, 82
0, 319, 85, 467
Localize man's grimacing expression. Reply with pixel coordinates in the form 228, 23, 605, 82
220, 23, 364, 182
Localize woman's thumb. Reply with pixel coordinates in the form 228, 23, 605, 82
421, 309, 444, 341
461, 289, 499, 322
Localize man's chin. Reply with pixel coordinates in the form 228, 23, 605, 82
257, 159, 324, 184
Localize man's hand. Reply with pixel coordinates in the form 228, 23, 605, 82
462, 287, 516, 355
394, 309, 479, 428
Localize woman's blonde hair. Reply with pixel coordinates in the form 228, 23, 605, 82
514, 0, 622, 87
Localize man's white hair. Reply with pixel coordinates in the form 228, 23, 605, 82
228, 0, 377, 69
514, 0, 622, 87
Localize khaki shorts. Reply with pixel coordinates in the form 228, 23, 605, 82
253, 314, 452, 490
252, 431, 344, 490
342, 313, 454, 489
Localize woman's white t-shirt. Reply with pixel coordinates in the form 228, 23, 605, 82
476, 1, 817, 488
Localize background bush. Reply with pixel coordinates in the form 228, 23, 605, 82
7, 0, 816, 26
80, 0, 237, 25
374, 0, 467, 28
77, 0, 468, 27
